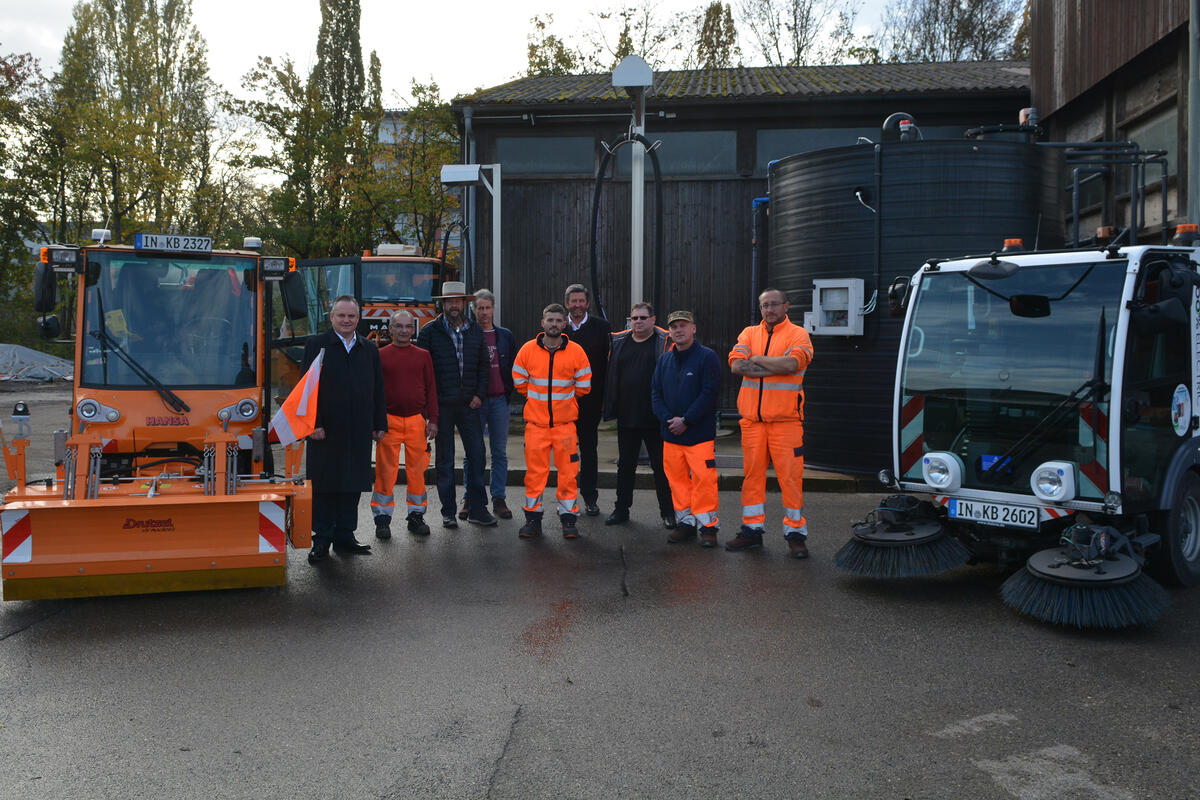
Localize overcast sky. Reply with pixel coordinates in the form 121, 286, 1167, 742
3, 0, 887, 107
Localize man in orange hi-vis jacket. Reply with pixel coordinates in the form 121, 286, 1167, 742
726, 288, 815, 559
512, 303, 592, 540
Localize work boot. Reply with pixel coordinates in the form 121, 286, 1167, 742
725, 527, 764, 551
458, 500, 469, 521
561, 514, 580, 539
493, 498, 513, 520
519, 517, 543, 539
667, 523, 697, 544
700, 526, 719, 548
786, 534, 810, 559
407, 513, 430, 536
374, 515, 392, 540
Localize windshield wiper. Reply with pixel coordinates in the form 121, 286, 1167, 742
981, 308, 1107, 482
90, 329, 191, 413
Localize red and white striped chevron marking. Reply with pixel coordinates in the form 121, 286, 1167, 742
899, 395, 925, 479
1077, 401, 1109, 496
1040, 506, 1075, 522
1, 509, 32, 564
258, 500, 287, 554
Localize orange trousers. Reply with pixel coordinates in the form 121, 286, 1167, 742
740, 418, 807, 537
523, 422, 579, 518
372, 412, 430, 518
662, 440, 719, 529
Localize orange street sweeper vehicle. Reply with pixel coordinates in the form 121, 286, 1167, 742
1, 231, 313, 600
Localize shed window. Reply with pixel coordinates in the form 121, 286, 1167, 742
615, 131, 736, 177
496, 136, 594, 175
756, 128, 876, 174
1118, 105, 1177, 192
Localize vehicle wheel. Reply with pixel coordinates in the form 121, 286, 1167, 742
1154, 471, 1200, 586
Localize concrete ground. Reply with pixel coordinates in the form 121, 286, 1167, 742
2, 382, 1198, 799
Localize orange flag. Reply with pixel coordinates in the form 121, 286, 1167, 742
269, 349, 324, 446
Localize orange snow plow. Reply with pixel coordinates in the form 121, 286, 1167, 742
2, 232, 312, 600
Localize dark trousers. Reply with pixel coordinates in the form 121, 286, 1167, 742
312, 491, 362, 544
435, 401, 487, 517
576, 404, 602, 505
616, 426, 673, 516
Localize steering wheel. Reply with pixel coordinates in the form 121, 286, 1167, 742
181, 317, 234, 355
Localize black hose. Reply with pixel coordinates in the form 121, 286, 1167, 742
589, 131, 665, 322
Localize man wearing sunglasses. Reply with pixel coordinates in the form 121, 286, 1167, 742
602, 302, 674, 529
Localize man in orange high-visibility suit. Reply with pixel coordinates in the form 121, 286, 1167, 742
726, 288, 816, 559
512, 303, 592, 540
372, 311, 437, 539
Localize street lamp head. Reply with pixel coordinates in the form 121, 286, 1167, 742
440, 164, 484, 186
612, 55, 653, 98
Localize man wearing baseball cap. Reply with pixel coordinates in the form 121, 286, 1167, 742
651, 310, 723, 546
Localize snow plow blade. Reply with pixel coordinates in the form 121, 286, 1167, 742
1, 488, 311, 601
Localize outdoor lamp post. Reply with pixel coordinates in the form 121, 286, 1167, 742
612, 55, 653, 306
440, 163, 502, 324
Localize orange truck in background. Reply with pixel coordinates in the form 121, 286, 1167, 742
1, 232, 313, 600
269, 244, 455, 402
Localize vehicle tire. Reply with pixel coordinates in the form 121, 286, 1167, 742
1154, 470, 1200, 587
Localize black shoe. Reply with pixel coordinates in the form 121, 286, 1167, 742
584, 502, 600, 517
374, 516, 392, 540
725, 527, 764, 551
458, 501, 469, 521
332, 538, 372, 556
467, 508, 499, 527
519, 519, 542, 538
605, 509, 629, 526
407, 514, 430, 536
562, 515, 580, 539
661, 514, 677, 530
307, 540, 330, 564
442, 514, 458, 529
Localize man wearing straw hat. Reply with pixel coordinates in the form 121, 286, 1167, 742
416, 281, 497, 528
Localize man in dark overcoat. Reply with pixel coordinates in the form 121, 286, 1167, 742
564, 283, 611, 516
303, 295, 387, 563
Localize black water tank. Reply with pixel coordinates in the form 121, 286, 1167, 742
768, 139, 1064, 474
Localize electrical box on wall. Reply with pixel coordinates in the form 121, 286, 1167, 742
805, 278, 865, 336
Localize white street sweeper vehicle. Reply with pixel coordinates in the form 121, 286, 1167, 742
835, 228, 1200, 628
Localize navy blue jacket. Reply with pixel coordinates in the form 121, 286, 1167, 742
415, 315, 489, 407
650, 341, 722, 446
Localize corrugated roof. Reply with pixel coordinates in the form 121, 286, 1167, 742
455, 61, 1029, 107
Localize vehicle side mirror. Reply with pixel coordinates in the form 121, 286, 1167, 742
33, 262, 57, 313
281, 271, 308, 320
887, 275, 910, 317
37, 314, 61, 340
1132, 295, 1188, 335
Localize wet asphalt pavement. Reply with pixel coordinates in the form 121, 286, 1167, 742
2, 485, 1199, 800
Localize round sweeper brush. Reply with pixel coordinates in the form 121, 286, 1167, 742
835, 496, 971, 578
1000, 525, 1170, 629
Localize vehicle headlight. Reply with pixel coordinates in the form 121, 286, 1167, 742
1030, 461, 1076, 503
922, 452, 963, 493
77, 399, 120, 423
236, 399, 259, 419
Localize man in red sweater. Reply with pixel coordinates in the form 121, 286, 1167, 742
372, 310, 438, 538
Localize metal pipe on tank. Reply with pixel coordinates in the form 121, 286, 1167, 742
873, 144, 882, 321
